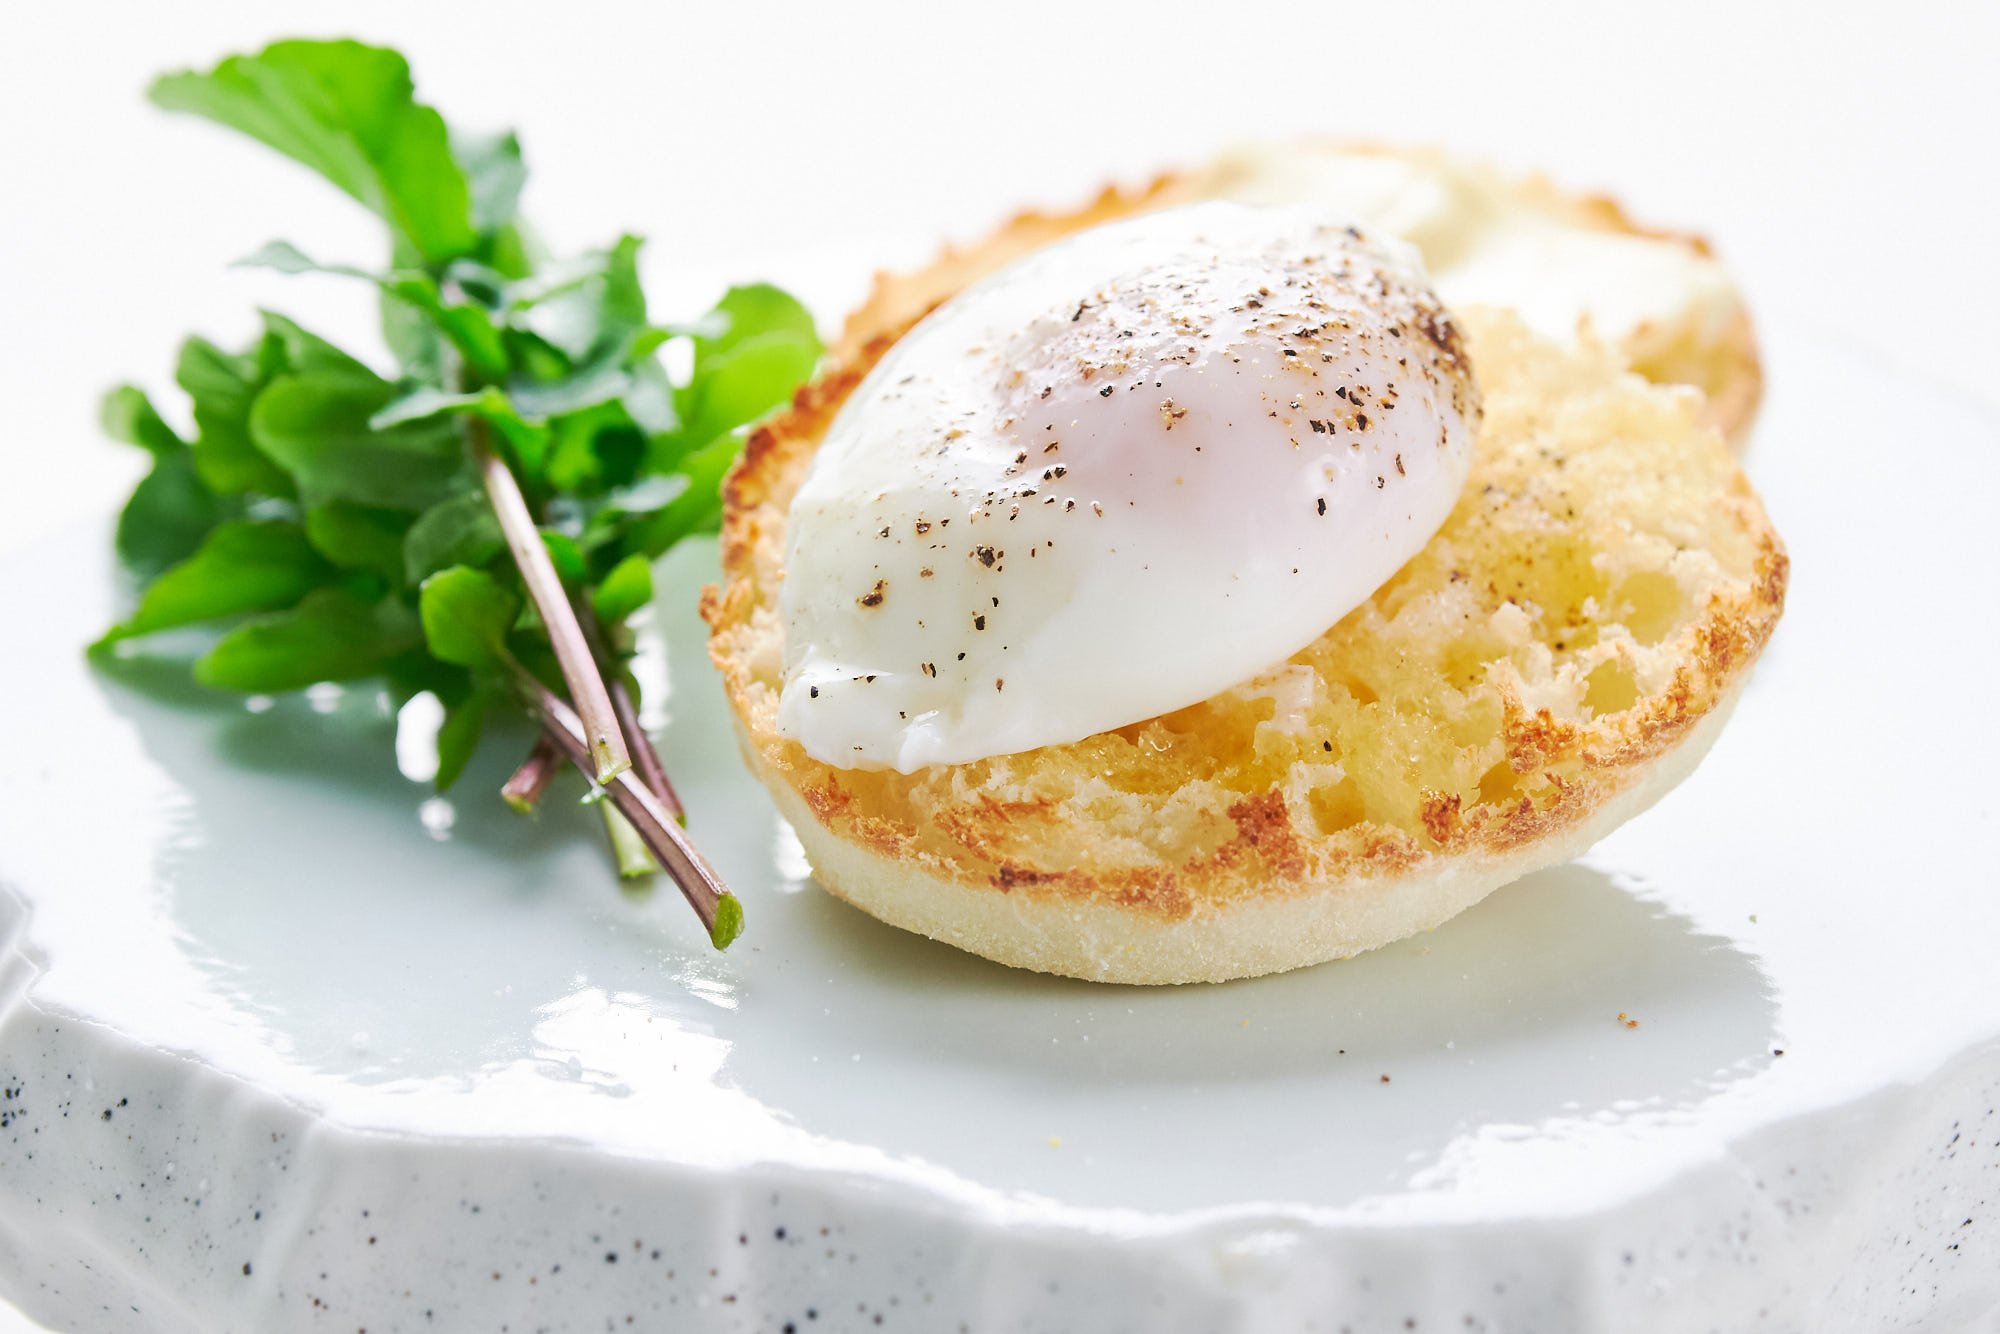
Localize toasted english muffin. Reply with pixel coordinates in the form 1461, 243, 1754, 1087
707, 215, 1786, 987
836, 141, 1763, 446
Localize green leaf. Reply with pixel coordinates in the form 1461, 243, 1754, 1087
438, 304, 511, 381
629, 433, 742, 556
259, 309, 375, 378
510, 637, 565, 697
250, 370, 467, 509
172, 314, 373, 498
503, 330, 572, 384
442, 259, 511, 306
542, 400, 644, 494
591, 553, 653, 625
485, 222, 536, 282
678, 329, 819, 445
671, 285, 819, 447
381, 285, 444, 380
418, 565, 520, 669
691, 283, 820, 362
101, 385, 186, 457
195, 586, 421, 692
602, 472, 689, 511
150, 40, 478, 263
116, 452, 227, 576
434, 685, 497, 791
369, 385, 485, 429
235, 238, 371, 279
176, 335, 292, 496
104, 385, 224, 575
404, 490, 503, 585
381, 277, 509, 380
539, 530, 587, 588
104, 520, 329, 642
508, 360, 634, 422
509, 234, 646, 364
382, 652, 468, 707
372, 384, 547, 470
303, 502, 407, 582
453, 129, 525, 234
619, 358, 679, 436
240, 245, 508, 382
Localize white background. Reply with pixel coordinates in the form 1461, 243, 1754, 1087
1, 3, 1995, 1328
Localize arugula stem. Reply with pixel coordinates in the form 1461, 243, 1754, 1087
501, 734, 562, 813
509, 660, 741, 948
508, 722, 661, 876
609, 676, 685, 825
577, 603, 685, 826
599, 804, 658, 879
470, 422, 632, 783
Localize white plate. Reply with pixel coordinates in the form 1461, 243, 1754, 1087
2, 324, 1998, 1334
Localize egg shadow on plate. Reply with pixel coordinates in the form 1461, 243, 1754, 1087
772, 858, 1777, 1080
719, 858, 1779, 1202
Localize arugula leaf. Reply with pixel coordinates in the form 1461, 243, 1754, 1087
452, 129, 525, 235
679, 329, 820, 446
303, 502, 408, 581
434, 683, 498, 791
669, 286, 821, 449
542, 399, 647, 494
509, 235, 647, 365
381, 288, 446, 382
101, 385, 186, 457
195, 587, 423, 691
102, 384, 230, 574
101, 36, 822, 944
509, 360, 635, 424
539, 530, 588, 588
591, 553, 653, 625
103, 520, 330, 642
629, 433, 742, 555
260, 309, 377, 378
242, 244, 512, 381
234, 238, 371, 280
176, 336, 292, 496
419, 565, 520, 669
619, 358, 679, 437
250, 371, 467, 509
151, 40, 478, 263
116, 452, 229, 577
381, 277, 509, 379
403, 491, 504, 585
172, 312, 378, 499
690, 283, 819, 361
373, 385, 547, 468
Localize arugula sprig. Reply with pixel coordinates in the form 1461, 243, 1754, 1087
95, 39, 822, 949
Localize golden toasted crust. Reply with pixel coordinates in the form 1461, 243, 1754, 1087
833, 144, 1763, 447
707, 194, 1787, 985
738, 690, 1743, 984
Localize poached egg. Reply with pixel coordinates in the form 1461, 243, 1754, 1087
777, 203, 1478, 772
1196, 143, 1743, 362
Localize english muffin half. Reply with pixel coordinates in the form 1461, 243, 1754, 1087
707, 210, 1785, 986
837, 141, 1763, 446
